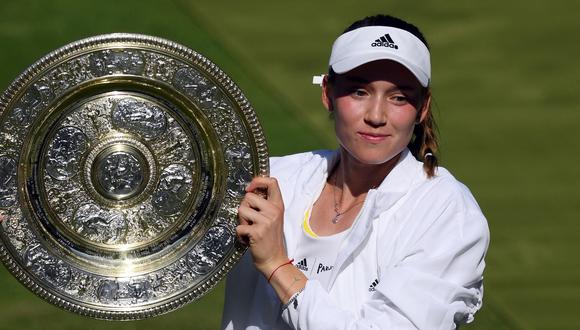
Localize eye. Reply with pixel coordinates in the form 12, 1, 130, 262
352, 88, 368, 97
390, 94, 409, 105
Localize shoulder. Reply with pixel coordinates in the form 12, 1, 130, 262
379, 151, 483, 216
391, 165, 489, 247
420, 166, 483, 215
269, 149, 335, 182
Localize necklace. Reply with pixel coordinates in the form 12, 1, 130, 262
331, 172, 368, 224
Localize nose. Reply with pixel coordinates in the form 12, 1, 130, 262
363, 97, 387, 127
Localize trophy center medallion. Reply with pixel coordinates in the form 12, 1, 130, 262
83, 134, 157, 209
93, 147, 146, 200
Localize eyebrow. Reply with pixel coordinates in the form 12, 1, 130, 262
344, 75, 370, 84
344, 75, 417, 92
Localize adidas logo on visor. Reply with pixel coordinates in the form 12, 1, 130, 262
371, 34, 398, 49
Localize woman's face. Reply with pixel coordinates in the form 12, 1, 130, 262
323, 60, 430, 166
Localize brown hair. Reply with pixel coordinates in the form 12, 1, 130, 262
408, 93, 439, 177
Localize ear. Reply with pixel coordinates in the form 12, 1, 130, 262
321, 75, 333, 112
417, 91, 432, 124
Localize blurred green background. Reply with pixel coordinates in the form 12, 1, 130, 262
1, 1, 578, 329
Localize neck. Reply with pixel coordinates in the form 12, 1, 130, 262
333, 148, 402, 199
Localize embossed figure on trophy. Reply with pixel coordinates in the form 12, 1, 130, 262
10, 86, 42, 127
46, 127, 88, 180
127, 279, 153, 303
51, 67, 76, 95
97, 152, 144, 197
97, 280, 120, 304
89, 50, 145, 76
152, 164, 193, 216
172, 67, 226, 111
96, 278, 154, 305
225, 145, 253, 197
0, 156, 17, 207
186, 226, 233, 275
24, 244, 71, 287
153, 125, 195, 166
74, 204, 127, 244
74, 273, 93, 298
172, 68, 209, 103
112, 98, 167, 139
32, 81, 55, 105
47, 185, 83, 215
83, 101, 113, 140
148, 273, 170, 297
141, 53, 175, 81
187, 247, 215, 275
123, 207, 166, 241
110, 50, 146, 75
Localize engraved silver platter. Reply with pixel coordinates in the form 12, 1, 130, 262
0, 33, 268, 320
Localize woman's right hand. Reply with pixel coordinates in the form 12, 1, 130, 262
236, 177, 308, 304
236, 177, 289, 278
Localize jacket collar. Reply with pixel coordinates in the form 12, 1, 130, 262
366, 148, 424, 219
300, 148, 422, 218
298, 150, 339, 206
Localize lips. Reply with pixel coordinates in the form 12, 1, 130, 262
358, 132, 389, 143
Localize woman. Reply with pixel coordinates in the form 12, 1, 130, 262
221, 14, 489, 329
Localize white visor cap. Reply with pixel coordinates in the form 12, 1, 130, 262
329, 26, 431, 87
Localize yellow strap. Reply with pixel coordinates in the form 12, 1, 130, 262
302, 208, 318, 238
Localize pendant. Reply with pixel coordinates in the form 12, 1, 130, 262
331, 214, 341, 224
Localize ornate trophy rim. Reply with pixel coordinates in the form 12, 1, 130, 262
0, 33, 269, 320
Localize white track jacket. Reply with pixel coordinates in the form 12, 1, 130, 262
222, 149, 489, 329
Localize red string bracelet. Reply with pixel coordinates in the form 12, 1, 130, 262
267, 259, 294, 283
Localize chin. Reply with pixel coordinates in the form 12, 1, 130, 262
348, 149, 402, 166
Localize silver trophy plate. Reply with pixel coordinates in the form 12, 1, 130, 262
0, 34, 268, 320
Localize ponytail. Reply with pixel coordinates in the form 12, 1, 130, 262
408, 97, 439, 178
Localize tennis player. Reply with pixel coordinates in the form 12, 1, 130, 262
221, 14, 489, 329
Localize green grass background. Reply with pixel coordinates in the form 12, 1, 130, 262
1, 1, 578, 329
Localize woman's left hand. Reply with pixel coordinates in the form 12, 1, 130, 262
236, 177, 289, 277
